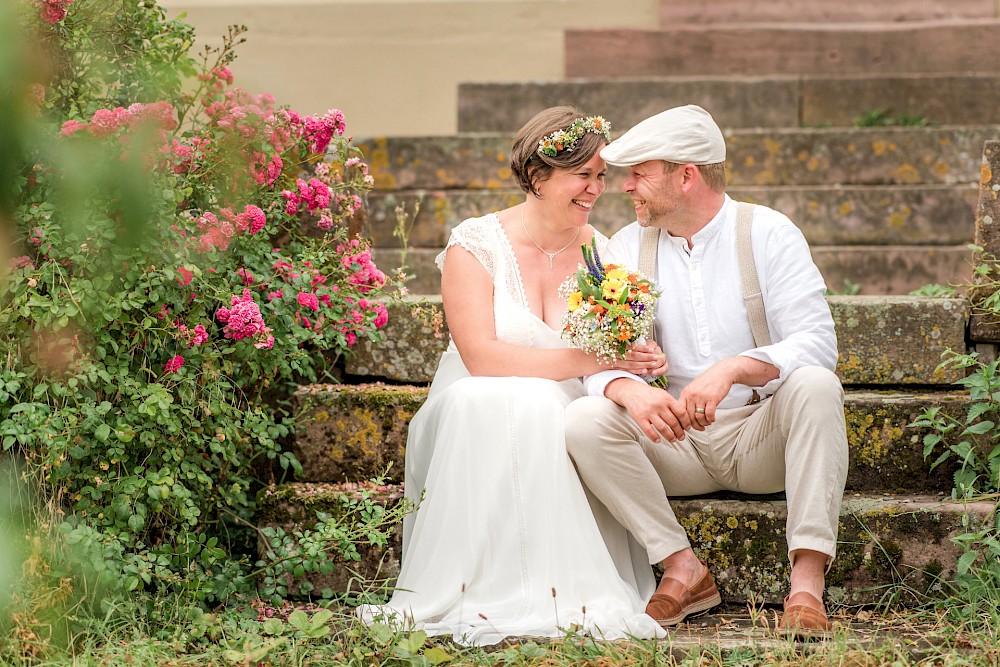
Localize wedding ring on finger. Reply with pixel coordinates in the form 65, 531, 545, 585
695, 407, 705, 414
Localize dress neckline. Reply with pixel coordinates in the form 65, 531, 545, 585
490, 212, 561, 334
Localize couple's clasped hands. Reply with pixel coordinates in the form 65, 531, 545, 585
607, 357, 747, 444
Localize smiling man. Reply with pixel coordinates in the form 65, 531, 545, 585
564, 105, 849, 637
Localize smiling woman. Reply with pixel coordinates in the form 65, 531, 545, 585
357, 107, 667, 645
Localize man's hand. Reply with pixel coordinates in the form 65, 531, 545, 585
605, 378, 690, 443
681, 356, 779, 429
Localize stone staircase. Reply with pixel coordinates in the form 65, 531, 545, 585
258, 0, 1000, 611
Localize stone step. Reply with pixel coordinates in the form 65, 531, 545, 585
372, 245, 971, 296
257, 485, 994, 605
565, 20, 1000, 78
358, 127, 998, 191
293, 382, 969, 494
363, 185, 977, 248
660, 0, 996, 24
458, 74, 1000, 133
345, 295, 968, 386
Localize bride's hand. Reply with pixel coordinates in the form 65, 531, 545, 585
613, 342, 668, 377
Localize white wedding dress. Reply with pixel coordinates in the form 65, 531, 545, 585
358, 213, 664, 645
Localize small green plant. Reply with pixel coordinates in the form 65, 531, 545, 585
909, 283, 958, 297
853, 109, 934, 128
825, 279, 861, 296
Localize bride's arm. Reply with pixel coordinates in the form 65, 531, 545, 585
442, 245, 659, 381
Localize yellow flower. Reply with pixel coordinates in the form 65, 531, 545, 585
567, 291, 584, 311
602, 278, 626, 301
605, 267, 629, 283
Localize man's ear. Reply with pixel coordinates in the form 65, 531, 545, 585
679, 164, 700, 193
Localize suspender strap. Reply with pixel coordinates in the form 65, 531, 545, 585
737, 202, 772, 348
638, 226, 660, 344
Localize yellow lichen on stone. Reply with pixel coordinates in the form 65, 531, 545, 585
797, 150, 809, 162
872, 140, 887, 156
982, 163, 993, 187
932, 161, 950, 179
726, 516, 739, 529
744, 155, 756, 167
893, 164, 921, 184
806, 156, 821, 171
887, 206, 911, 229
839, 202, 854, 216
312, 410, 330, 423
365, 145, 397, 190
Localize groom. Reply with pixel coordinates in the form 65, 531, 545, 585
565, 105, 848, 634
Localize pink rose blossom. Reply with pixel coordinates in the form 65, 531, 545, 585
176, 266, 194, 286
216, 289, 272, 343
165, 355, 184, 374
372, 302, 389, 329
297, 292, 320, 313
191, 325, 209, 346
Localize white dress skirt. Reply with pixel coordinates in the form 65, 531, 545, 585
358, 213, 663, 645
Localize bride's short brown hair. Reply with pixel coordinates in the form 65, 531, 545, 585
509, 106, 607, 197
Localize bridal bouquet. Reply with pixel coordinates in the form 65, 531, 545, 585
559, 239, 669, 387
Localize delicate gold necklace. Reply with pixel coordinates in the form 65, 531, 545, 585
519, 206, 581, 270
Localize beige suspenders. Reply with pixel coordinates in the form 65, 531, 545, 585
637, 201, 769, 403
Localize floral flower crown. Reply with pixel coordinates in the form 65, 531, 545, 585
537, 116, 612, 158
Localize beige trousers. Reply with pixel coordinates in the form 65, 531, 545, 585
565, 366, 849, 566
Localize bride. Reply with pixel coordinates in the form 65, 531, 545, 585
360, 107, 668, 645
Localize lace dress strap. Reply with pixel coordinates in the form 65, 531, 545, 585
435, 213, 526, 309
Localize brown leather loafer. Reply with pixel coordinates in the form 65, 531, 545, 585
644, 566, 722, 628
777, 591, 831, 638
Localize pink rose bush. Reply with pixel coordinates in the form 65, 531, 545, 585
3, 2, 397, 602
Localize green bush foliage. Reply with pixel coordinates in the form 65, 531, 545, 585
1, 0, 394, 606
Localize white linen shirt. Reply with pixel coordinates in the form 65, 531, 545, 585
585, 195, 838, 409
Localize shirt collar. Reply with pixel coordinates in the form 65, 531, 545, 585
665, 194, 733, 250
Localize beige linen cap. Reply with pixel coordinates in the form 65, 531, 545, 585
600, 104, 726, 167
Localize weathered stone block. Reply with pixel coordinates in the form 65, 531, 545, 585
970, 141, 1000, 341
363, 185, 977, 248
812, 246, 972, 296
357, 128, 998, 191
675, 495, 993, 605
256, 482, 405, 596
344, 295, 968, 385
344, 296, 447, 383
843, 391, 965, 493
800, 74, 1000, 128
293, 383, 428, 483
290, 381, 969, 493
457, 75, 1000, 133
828, 296, 968, 385
259, 486, 992, 605
457, 79, 800, 134
376, 245, 971, 297
565, 23, 1000, 78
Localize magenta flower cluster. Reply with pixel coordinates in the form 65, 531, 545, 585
339, 239, 387, 293
215, 289, 275, 350
34, 0, 74, 24
60, 102, 177, 143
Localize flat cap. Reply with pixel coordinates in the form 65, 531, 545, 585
600, 104, 726, 167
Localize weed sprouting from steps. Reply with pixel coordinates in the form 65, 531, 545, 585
910, 244, 1000, 636
825, 279, 862, 296
392, 196, 422, 282
909, 284, 958, 298
853, 109, 936, 128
